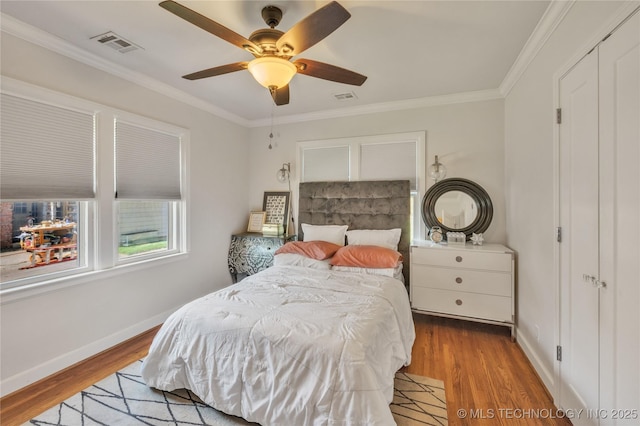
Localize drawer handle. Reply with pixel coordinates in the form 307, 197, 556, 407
455, 256, 463, 263
455, 299, 463, 306
455, 277, 463, 284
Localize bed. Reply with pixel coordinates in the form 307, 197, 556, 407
141, 180, 415, 425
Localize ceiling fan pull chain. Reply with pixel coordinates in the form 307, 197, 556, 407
268, 108, 275, 150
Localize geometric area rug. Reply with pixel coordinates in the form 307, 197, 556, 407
391, 372, 448, 425
28, 359, 448, 425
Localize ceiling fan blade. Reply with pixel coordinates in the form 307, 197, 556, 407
160, 1, 261, 54
294, 59, 367, 86
270, 85, 290, 106
276, 1, 350, 57
182, 62, 248, 80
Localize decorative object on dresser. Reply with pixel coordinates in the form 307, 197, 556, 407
470, 232, 484, 245
410, 241, 515, 339
421, 177, 493, 240
247, 211, 266, 233
446, 232, 466, 246
227, 232, 296, 282
261, 223, 284, 236
263, 191, 291, 235
428, 226, 443, 243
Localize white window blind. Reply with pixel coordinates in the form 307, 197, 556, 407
302, 146, 349, 182
360, 141, 417, 189
0, 94, 95, 200
115, 121, 181, 200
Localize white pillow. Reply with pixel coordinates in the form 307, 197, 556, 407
273, 253, 332, 270
346, 228, 402, 251
301, 223, 348, 246
332, 262, 404, 282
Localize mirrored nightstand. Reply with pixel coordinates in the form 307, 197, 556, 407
227, 233, 296, 282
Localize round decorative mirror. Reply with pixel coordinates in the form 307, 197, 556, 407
421, 178, 493, 240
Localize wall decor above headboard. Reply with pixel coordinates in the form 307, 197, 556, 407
298, 180, 411, 285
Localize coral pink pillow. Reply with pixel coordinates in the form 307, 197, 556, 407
275, 241, 342, 260
330, 245, 403, 268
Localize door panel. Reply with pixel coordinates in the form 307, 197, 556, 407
559, 49, 600, 424
598, 10, 640, 423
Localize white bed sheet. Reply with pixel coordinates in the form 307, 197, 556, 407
141, 265, 415, 426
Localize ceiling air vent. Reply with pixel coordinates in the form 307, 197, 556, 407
91, 31, 142, 53
333, 91, 358, 101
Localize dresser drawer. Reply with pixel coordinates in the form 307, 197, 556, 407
412, 264, 511, 297
412, 287, 512, 323
412, 247, 511, 272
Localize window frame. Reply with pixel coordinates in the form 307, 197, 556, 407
112, 113, 188, 266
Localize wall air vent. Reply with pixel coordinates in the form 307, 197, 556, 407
333, 91, 358, 101
90, 31, 142, 53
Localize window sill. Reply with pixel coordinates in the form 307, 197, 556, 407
0, 252, 189, 305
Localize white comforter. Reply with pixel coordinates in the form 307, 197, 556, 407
141, 265, 415, 425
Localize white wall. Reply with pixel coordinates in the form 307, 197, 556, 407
246, 99, 507, 244
0, 33, 250, 395
504, 0, 634, 396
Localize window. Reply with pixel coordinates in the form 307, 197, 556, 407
1, 201, 84, 283
1, 91, 95, 287
117, 201, 172, 258
298, 132, 426, 240
0, 79, 187, 290
301, 146, 350, 182
114, 118, 184, 262
13, 203, 27, 215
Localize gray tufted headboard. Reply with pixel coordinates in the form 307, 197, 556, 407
297, 180, 411, 285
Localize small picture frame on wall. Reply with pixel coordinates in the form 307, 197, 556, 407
247, 211, 266, 233
262, 191, 291, 234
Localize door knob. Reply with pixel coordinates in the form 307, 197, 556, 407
594, 279, 607, 289
582, 274, 606, 289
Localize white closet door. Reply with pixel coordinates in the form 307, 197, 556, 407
559, 49, 600, 423
598, 10, 639, 423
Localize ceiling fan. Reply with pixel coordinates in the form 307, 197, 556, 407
159, 1, 367, 106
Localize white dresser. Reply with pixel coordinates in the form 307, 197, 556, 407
410, 241, 515, 339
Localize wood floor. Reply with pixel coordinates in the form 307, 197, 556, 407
406, 315, 571, 426
1, 315, 571, 426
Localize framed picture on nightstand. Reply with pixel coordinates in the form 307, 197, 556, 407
262, 191, 290, 234
247, 211, 266, 232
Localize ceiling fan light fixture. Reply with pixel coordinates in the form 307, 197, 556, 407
248, 57, 297, 89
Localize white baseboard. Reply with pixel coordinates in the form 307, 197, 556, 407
516, 326, 557, 401
0, 308, 174, 397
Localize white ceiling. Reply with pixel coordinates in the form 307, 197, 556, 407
1, 1, 551, 126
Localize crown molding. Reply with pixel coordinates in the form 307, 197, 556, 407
249, 89, 503, 128
499, 0, 575, 97
0, 13, 251, 127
